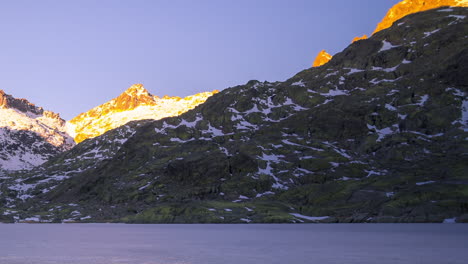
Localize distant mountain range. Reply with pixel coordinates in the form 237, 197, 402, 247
0, 1, 467, 223
0, 85, 217, 171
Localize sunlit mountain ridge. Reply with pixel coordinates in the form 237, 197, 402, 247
66, 84, 219, 143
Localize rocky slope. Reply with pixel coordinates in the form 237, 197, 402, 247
0, 90, 74, 171
1, 7, 467, 223
67, 84, 218, 143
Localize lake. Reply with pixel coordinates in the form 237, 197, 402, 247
0, 224, 467, 264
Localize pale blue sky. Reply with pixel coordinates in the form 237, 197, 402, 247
0, 0, 400, 119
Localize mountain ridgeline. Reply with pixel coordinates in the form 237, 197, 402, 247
1, 7, 467, 223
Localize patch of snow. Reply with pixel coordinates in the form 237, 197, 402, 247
244, 207, 253, 212
138, 182, 151, 191
407, 131, 444, 138
446, 87, 465, 97
71, 210, 81, 216
418, 94, 429, 106
170, 137, 195, 143
345, 68, 364, 75
379, 40, 400, 52
443, 218, 457, 224
22, 217, 40, 222
385, 104, 397, 111
367, 124, 397, 142
240, 218, 251, 223
224, 208, 232, 212
423, 29, 440, 38
386, 192, 395, 198
372, 65, 399, 72
461, 99, 468, 131
438, 8, 453, 12
448, 14, 466, 20
322, 141, 351, 159
416, 181, 436, 186
325, 71, 338, 78
402, 59, 411, 64
365, 170, 387, 177
321, 88, 349, 97
80, 216, 92, 220
282, 98, 308, 111
255, 191, 275, 198
370, 78, 396, 84
290, 213, 329, 221
292, 80, 305, 87
208, 208, 216, 211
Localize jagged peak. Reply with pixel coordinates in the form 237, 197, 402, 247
312, 50, 332, 67
111, 83, 158, 112
0, 89, 64, 122
123, 83, 152, 97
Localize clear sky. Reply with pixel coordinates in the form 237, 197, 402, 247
0, 0, 401, 120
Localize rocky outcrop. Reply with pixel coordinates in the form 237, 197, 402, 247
67, 84, 219, 143
0, 89, 44, 115
312, 50, 332, 67
352, 35, 368, 43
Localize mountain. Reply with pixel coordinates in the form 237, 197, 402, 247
1, 7, 466, 224
313, 0, 468, 67
67, 84, 219, 143
0, 90, 74, 171
312, 50, 332, 67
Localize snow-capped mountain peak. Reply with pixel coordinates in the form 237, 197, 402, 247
67, 84, 218, 143
0, 90, 74, 171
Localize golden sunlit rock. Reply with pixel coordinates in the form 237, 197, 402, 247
67, 84, 218, 143
312, 50, 332, 67
352, 35, 368, 43
373, 0, 468, 34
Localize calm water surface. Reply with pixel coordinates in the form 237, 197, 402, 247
0, 224, 467, 264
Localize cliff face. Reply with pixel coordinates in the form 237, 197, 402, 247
67, 84, 218, 143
